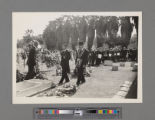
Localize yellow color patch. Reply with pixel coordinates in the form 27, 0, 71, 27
98, 110, 103, 114
109, 110, 113, 114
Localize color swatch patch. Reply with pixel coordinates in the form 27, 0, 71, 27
98, 109, 118, 114
39, 109, 59, 115
98, 110, 103, 114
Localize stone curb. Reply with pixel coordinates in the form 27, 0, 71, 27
113, 81, 133, 98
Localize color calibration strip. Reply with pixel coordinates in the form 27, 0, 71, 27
34, 108, 122, 119
38, 109, 118, 115
98, 109, 118, 114
38, 109, 74, 115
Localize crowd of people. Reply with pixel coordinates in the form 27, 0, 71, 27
87, 47, 138, 67
16, 40, 138, 86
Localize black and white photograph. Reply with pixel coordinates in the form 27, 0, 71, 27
12, 12, 142, 104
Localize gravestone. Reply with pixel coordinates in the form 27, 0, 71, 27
112, 65, 118, 71
130, 62, 135, 67
104, 60, 113, 66
120, 62, 125, 67
132, 63, 138, 72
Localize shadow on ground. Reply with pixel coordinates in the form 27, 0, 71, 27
126, 76, 137, 98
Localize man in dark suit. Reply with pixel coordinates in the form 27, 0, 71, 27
91, 50, 96, 66
25, 42, 37, 80
75, 42, 88, 86
121, 47, 127, 61
58, 43, 71, 85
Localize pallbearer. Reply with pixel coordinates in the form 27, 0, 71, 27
58, 43, 71, 85
75, 41, 88, 86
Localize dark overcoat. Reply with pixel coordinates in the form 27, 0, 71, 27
60, 50, 71, 73
27, 47, 36, 66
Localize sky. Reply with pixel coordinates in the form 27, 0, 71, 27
13, 12, 137, 41
13, 13, 63, 41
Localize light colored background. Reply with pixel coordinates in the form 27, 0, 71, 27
12, 12, 142, 104
0, 0, 154, 119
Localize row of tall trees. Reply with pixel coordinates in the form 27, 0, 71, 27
17, 16, 138, 51
43, 16, 138, 50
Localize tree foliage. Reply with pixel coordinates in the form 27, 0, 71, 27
17, 29, 44, 49
120, 17, 134, 47
18, 16, 137, 51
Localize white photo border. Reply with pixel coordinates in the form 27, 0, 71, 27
12, 12, 142, 104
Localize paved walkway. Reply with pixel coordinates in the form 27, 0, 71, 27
16, 62, 137, 98
72, 62, 137, 98
16, 79, 53, 97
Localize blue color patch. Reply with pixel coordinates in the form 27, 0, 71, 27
48, 110, 53, 114
103, 110, 106, 114
114, 110, 118, 114
55, 110, 57, 114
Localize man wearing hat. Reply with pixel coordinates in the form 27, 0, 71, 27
58, 43, 71, 85
75, 41, 88, 86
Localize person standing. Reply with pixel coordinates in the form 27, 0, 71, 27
87, 51, 92, 66
96, 50, 102, 66
121, 47, 127, 61
116, 49, 121, 62
25, 42, 37, 80
91, 50, 96, 66
75, 42, 88, 86
102, 50, 108, 62
58, 43, 71, 85
109, 48, 114, 61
